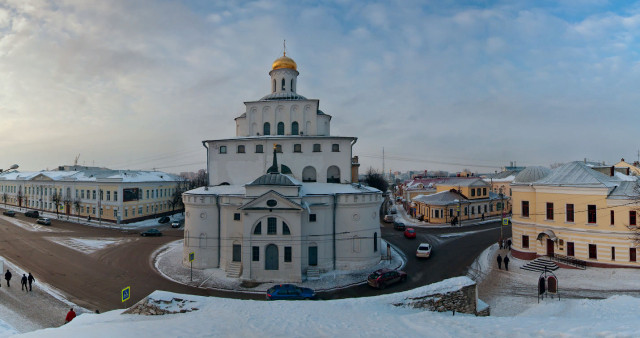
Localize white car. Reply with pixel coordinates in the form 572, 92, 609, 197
416, 243, 432, 258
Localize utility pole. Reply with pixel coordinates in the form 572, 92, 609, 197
382, 147, 385, 180
499, 188, 504, 241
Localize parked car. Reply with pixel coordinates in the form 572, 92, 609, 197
141, 228, 163, 237
171, 220, 182, 228
2, 210, 16, 217
383, 215, 394, 223
24, 210, 39, 218
416, 243, 432, 258
393, 221, 405, 230
266, 284, 315, 300
367, 268, 407, 289
390, 207, 397, 214
36, 217, 51, 226
158, 216, 170, 224
404, 228, 416, 239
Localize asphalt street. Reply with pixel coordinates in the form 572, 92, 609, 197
0, 209, 510, 313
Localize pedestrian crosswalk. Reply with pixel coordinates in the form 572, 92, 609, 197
46, 237, 126, 254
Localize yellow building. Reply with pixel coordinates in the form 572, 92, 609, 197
413, 178, 506, 224
0, 165, 184, 224
615, 158, 640, 176
511, 161, 640, 267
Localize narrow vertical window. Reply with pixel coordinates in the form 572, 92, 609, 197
611, 247, 616, 261
263, 122, 271, 135
522, 235, 529, 249
281, 78, 285, 91
290, 79, 294, 92
630, 211, 636, 226
566, 204, 574, 222
589, 244, 597, 259
291, 121, 299, 135
631, 248, 637, 262
273, 79, 276, 93
277, 122, 285, 135
546, 203, 554, 220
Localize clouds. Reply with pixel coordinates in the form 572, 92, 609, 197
0, 0, 639, 173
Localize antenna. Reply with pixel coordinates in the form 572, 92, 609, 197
382, 147, 385, 178
74, 153, 80, 166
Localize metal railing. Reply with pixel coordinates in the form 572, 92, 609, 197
548, 253, 586, 270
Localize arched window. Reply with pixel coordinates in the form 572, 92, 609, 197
281, 78, 285, 91
265, 244, 279, 270
272, 79, 276, 93
263, 122, 271, 135
374, 232, 378, 252
283, 222, 290, 235
302, 166, 317, 182
199, 233, 206, 248
291, 121, 299, 135
277, 122, 285, 135
327, 166, 340, 183
253, 222, 262, 235
290, 79, 294, 92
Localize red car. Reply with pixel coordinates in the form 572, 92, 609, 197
404, 228, 416, 239
367, 268, 407, 289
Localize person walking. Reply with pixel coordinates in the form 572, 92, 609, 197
4, 269, 11, 287
504, 255, 510, 271
498, 238, 503, 249
65, 308, 76, 323
27, 273, 35, 291
497, 254, 503, 270
20, 274, 27, 291
507, 239, 512, 250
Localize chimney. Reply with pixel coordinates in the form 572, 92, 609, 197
610, 166, 614, 177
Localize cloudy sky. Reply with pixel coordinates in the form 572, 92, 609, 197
1, 0, 639, 175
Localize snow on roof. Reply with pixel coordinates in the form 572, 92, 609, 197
0, 169, 181, 183
533, 161, 621, 188
185, 182, 380, 197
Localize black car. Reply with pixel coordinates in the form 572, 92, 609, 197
393, 221, 405, 230
141, 228, 163, 237
158, 216, 170, 224
2, 210, 16, 217
25, 210, 39, 218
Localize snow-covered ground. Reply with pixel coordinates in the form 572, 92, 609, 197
2, 218, 640, 337
154, 239, 405, 292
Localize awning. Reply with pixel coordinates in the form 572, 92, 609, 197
536, 230, 557, 242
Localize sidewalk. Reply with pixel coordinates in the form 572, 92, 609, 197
470, 242, 640, 316
0, 257, 87, 335
392, 203, 505, 229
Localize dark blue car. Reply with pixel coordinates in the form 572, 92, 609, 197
266, 284, 315, 300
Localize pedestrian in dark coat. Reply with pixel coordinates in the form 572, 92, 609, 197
4, 269, 11, 287
507, 239, 512, 250
497, 254, 503, 270
27, 273, 35, 291
504, 255, 510, 271
498, 238, 503, 249
20, 274, 27, 291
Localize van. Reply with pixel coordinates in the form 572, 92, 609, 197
383, 215, 394, 223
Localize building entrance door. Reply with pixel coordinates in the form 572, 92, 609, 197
232, 244, 241, 262
308, 246, 318, 266
546, 239, 554, 256
265, 244, 278, 270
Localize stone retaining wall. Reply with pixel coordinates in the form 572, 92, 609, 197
393, 283, 490, 316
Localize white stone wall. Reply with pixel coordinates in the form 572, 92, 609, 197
182, 194, 220, 269
334, 194, 383, 270
236, 100, 321, 137
208, 138, 354, 185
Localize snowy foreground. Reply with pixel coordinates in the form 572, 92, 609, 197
8, 276, 640, 338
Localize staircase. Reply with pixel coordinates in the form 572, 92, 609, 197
520, 257, 559, 272
306, 267, 320, 281
226, 262, 242, 278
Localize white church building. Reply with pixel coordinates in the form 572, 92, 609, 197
182, 52, 383, 283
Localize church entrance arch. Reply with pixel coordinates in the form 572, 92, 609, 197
327, 166, 340, 183
302, 166, 317, 182
265, 244, 279, 270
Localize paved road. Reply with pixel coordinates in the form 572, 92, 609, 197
320, 219, 511, 299
0, 209, 511, 314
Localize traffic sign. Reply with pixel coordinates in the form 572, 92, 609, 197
121, 286, 130, 302
189, 252, 195, 262
502, 218, 509, 226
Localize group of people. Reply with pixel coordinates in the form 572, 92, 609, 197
496, 237, 512, 271
3, 269, 35, 291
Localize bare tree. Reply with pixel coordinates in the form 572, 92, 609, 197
73, 199, 82, 221
171, 178, 190, 214
363, 168, 389, 193
63, 195, 72, 220
52, 192, 62, 218
2, 192, 7, 209
189, 169, 208, 189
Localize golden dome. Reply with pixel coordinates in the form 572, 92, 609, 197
272, 54, 297, 71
